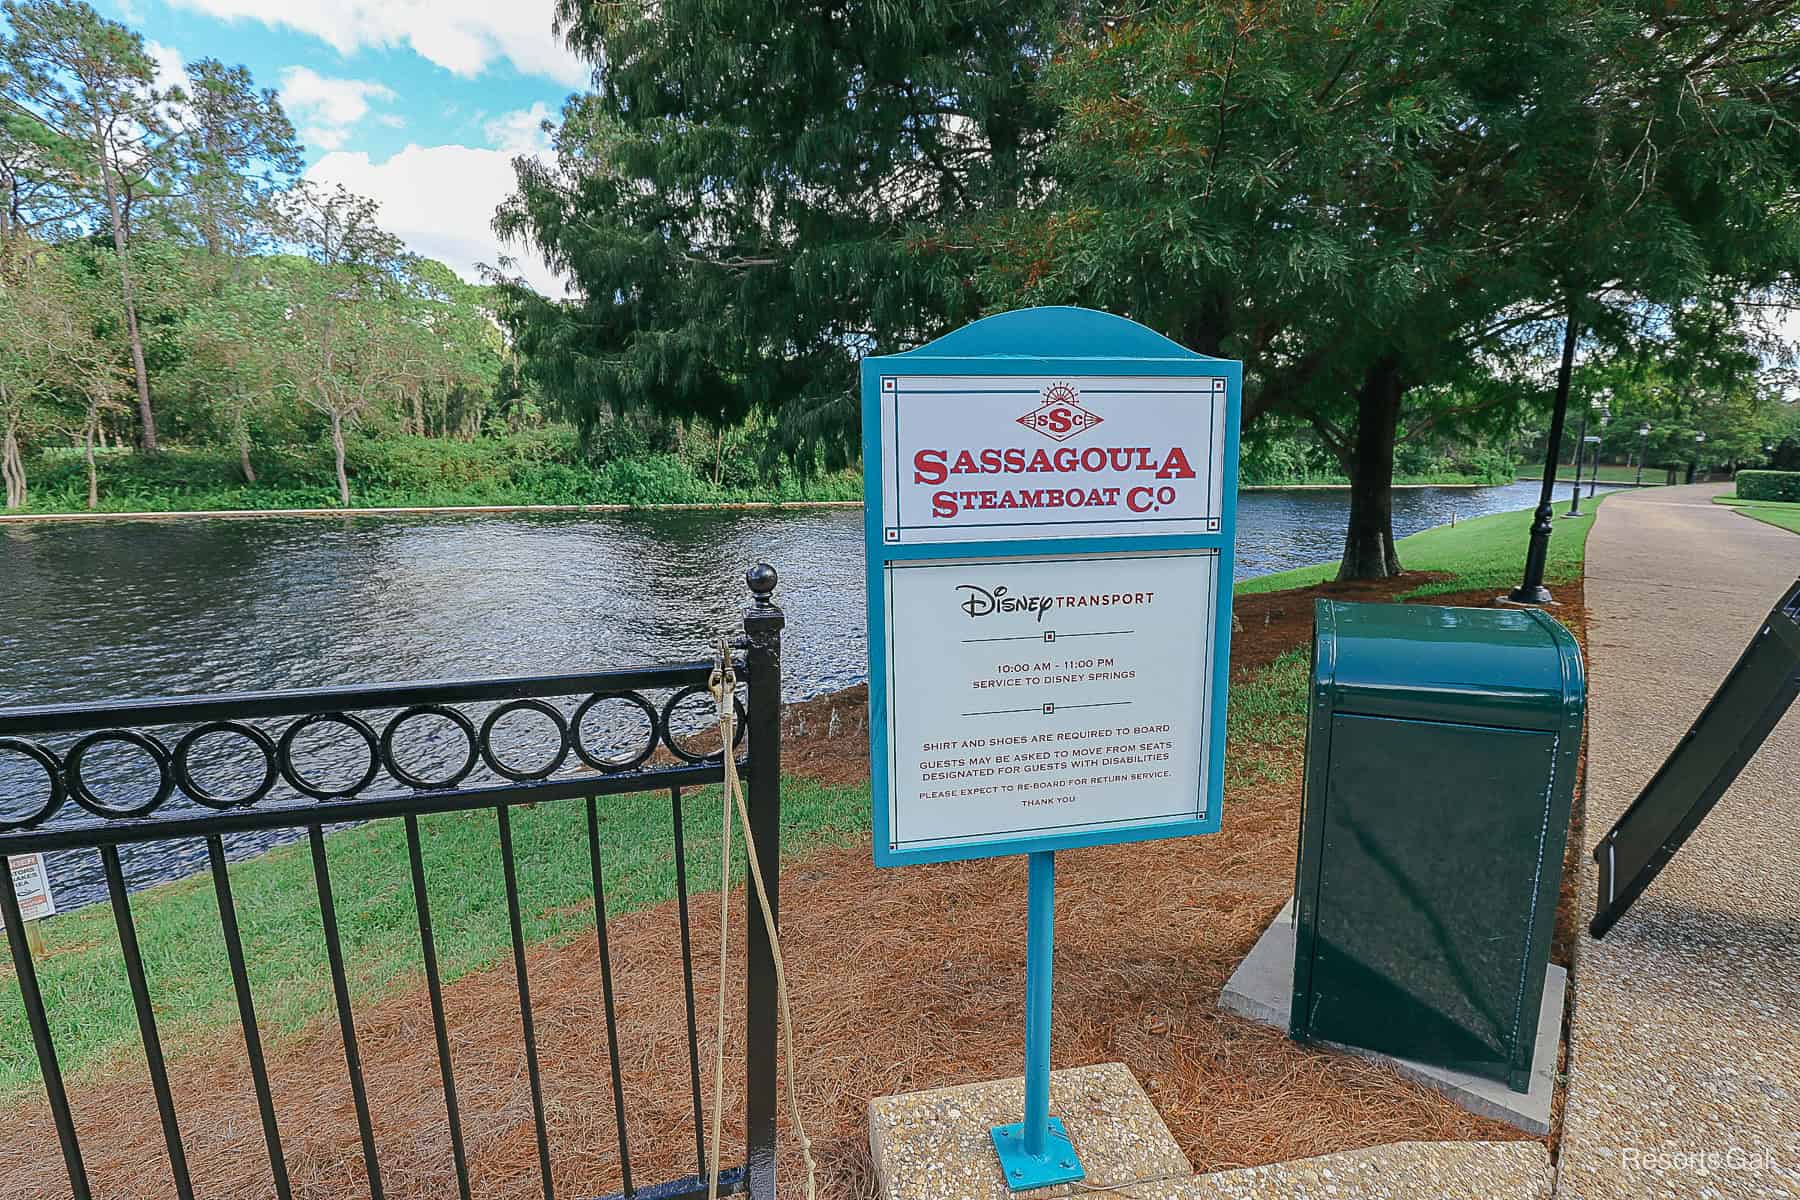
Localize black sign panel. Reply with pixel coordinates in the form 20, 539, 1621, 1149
1591, 577, 1800, 938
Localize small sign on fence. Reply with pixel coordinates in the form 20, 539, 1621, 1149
3, 853, 57, 926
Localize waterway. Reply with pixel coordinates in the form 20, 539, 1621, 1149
0, 479, 1612, 907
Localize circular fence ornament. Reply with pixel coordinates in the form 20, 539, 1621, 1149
174, 721, 280, 809
381, 705, 480, 791
571, 692, 660, 773
278, 712, 382, 800
0, 738, 65, 831
660, 685, 747, 764
66, 730, 175, 819
478, 699, 571, 781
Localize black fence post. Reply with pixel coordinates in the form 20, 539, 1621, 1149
740, 563, 783, 1200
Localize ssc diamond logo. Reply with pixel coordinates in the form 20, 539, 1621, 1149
1017, 383, 1102, 442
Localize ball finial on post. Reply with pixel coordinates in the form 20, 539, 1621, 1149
746, 562, 778, 606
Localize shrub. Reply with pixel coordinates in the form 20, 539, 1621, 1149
596, 454, 716, 505
15, 426, 862, 513
1735, 470, 1800, 503
1454, 446, 1521, 485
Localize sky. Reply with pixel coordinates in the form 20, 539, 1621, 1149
102, 0, 582, 293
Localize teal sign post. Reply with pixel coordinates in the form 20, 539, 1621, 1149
862, 307, 1240, 1189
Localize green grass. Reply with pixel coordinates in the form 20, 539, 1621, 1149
1714, 494, 1800, 534
1222, 647, 1310, 787
1, 776, 865, 1100
1519, 461, 1663, 485
1235, 496, 1606, 600
1226, 648, 1310, 744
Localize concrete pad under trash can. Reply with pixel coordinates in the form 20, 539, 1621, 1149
1219, 899, 1563, 1136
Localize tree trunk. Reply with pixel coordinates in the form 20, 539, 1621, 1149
331, 413, 350, 506
713, 427, 726, 487
2, 415, 24, 510
1337, 358, 1405, 581
236, 408, 257, 484
94, 153, 157, 451
83, 417, 98, 510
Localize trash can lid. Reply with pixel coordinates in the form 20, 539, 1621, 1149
1313, 600, 1585, 731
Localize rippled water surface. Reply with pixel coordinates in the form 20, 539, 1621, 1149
1, 480, 1605, 906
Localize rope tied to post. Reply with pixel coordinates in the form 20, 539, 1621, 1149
706, 636, 816, 1200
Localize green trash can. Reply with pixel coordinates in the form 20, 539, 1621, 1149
1290, 599, 1584, 1093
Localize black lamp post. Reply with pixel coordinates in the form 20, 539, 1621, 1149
1510, 314, 1581, 605
1564, 406, 1588, 516
1634, 425, 1650, 485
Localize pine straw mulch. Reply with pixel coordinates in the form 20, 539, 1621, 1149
0, 573, 1590, 1200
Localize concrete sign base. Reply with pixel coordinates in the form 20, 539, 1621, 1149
1219, 900, 1563, 1136
869, 1063, 1192, 1200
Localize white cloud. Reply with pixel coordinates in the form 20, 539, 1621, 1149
483, 102, 554, 155
306, 143, 564, 295
164, 0, 589, 86
145, 40, 186, 94
280, 67, 396, 153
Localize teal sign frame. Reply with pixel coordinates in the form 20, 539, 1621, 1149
863, 306, 1242, 869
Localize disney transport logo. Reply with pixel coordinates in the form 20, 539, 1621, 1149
955, 585, 1156, 623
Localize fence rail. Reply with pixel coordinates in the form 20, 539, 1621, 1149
0, 565, 786, 1200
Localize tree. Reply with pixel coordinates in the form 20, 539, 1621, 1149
391, 258, 503, 439
1579, 305, 1789, 474
271, 182, 408, 505
496, 0, 1069, 463
970, 0, 1800, 578
0, 84, 84, 265
1, 0, 180, 449
970, 1, 1564, 575
169, 57, 302, 270
177, 266, 288, 481
0, 240, 122, 506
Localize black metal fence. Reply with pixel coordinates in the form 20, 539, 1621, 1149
0, 566, 786, 1200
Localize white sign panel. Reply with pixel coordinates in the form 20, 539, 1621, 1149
882, 551, 1217, 856
3, 854, 57, 926
879, 375, 1229, 545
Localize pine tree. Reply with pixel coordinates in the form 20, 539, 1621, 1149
1, 0, 181, 450
496, 0, 1069, 464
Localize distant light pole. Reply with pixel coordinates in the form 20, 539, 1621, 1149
1588, 409, 1610, 498
1634, 425, 1651, 485
1687, 432, 1706, 484
1566, 397, 1606, 517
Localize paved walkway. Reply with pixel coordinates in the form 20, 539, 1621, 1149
1557, 484, 1800, 1199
